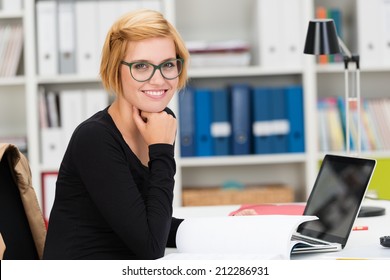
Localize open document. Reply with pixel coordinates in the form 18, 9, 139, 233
162, 215, 317, 260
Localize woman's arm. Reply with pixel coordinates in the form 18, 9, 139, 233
167, 217, 184, 248
72, 123, 175, 259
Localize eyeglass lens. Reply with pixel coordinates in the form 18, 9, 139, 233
131, 59, 182, 81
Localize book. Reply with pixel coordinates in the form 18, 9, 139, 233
285, 85, 305, 153
75, 0, 100, 76
0, 25, 11, 76
6, 25, 23, 77
315, 6, 329, 64
161, 215, 317, 260
257, 0, 282, 67
357, 0, 383, 67
230, 84, 251, 155
270, 87, 288, 153
58, 0, 76, 74
364, 99, 383, 150
324, 97, 344, 152
317, 99, 330, 152
328, 8, 343, 63
252, 87, 272, 154
279, 0, 304, 67
211, 88, 231, 155
59, 89, 84, 147
194, 88, 213, 156
178, 87, 196, 157
36, 0, 58, 76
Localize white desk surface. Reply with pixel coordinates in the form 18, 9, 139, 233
169, 199, 390, 260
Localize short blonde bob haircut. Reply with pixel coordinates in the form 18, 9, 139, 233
100, 9, 189, 96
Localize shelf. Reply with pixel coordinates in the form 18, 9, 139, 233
37, 75, 101, 85
0, 76, 25, 86
319, 150, 390, 160
179, 153, 306, 167
189, 65, 304, 78
0, 11, 23, 19
316, 63, 390, 73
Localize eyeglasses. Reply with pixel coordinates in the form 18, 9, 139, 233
120, 58, 184, 82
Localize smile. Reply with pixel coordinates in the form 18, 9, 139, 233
143, 90, 167, 97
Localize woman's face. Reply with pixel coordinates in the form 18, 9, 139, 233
120, 37, 179, 113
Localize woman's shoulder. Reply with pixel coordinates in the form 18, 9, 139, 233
73, 107, 119, 140
66, 107, 128, 158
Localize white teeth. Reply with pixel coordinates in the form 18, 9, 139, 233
144, 90, 164, 96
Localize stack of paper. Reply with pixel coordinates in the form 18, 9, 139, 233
0, 24, 23, 77
187, 40, 251, 68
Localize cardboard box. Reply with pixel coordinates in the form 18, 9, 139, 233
182, 184, 294, 206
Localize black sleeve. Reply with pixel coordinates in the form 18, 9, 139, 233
163, 107, 182, 248
71, 123, 175, 259
167, 217, 184, 248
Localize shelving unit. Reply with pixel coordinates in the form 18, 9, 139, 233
0, 3, 28, 151
314, 0, 390, 199
1, 0, 388, 208
172, 0, 318, 205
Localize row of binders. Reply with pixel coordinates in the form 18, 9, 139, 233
36, 0, 162, 77
178, 84, 305, 157
39, 87, 110, 166
357, 0, 390, 68
0, 24, 23, 77
255, 0, 306, 68
318, 96, 390, 152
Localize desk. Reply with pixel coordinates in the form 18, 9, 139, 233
167, 199, 390, 259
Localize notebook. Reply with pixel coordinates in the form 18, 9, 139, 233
291, 154, 376, 254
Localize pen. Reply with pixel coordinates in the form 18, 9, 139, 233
352, 226, 368, 231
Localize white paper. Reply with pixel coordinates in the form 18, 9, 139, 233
171, 215, 317, 260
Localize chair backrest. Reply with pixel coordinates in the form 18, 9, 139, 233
0, 143, 47, 259
0, 233, 5, 259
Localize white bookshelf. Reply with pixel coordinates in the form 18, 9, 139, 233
3, 0, 388, 207
0, 1, 28, 149
172, 0, 317, 205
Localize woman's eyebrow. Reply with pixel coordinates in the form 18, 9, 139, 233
129, 57, 177, 64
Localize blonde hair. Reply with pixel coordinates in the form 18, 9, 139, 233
100, 9, 189, 96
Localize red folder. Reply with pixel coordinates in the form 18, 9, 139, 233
229, 204, 305, 216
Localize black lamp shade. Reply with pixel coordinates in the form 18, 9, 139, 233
304, 19, 340, 55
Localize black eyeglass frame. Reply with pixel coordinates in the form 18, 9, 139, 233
120, 58, 184, 82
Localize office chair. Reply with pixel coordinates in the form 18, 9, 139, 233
0, 143, 46, 259
0, 233, 5, 259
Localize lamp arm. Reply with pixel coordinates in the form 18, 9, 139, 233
338, 36, 352, 59
338, 36, 360, 70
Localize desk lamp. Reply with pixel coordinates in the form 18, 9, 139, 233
304, 19, 360, 154
303, 19, 385, 217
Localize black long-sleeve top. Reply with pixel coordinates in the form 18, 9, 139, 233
43, 107, 182, 260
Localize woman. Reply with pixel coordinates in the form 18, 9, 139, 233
43, 9, 189, 260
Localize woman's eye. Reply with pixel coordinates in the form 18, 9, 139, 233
163, 62, 174, 68
134, 63, 149, 70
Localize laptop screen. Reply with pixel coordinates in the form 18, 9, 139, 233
297, 154, 376, 246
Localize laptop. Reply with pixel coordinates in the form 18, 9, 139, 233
291, 154, 376, 254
